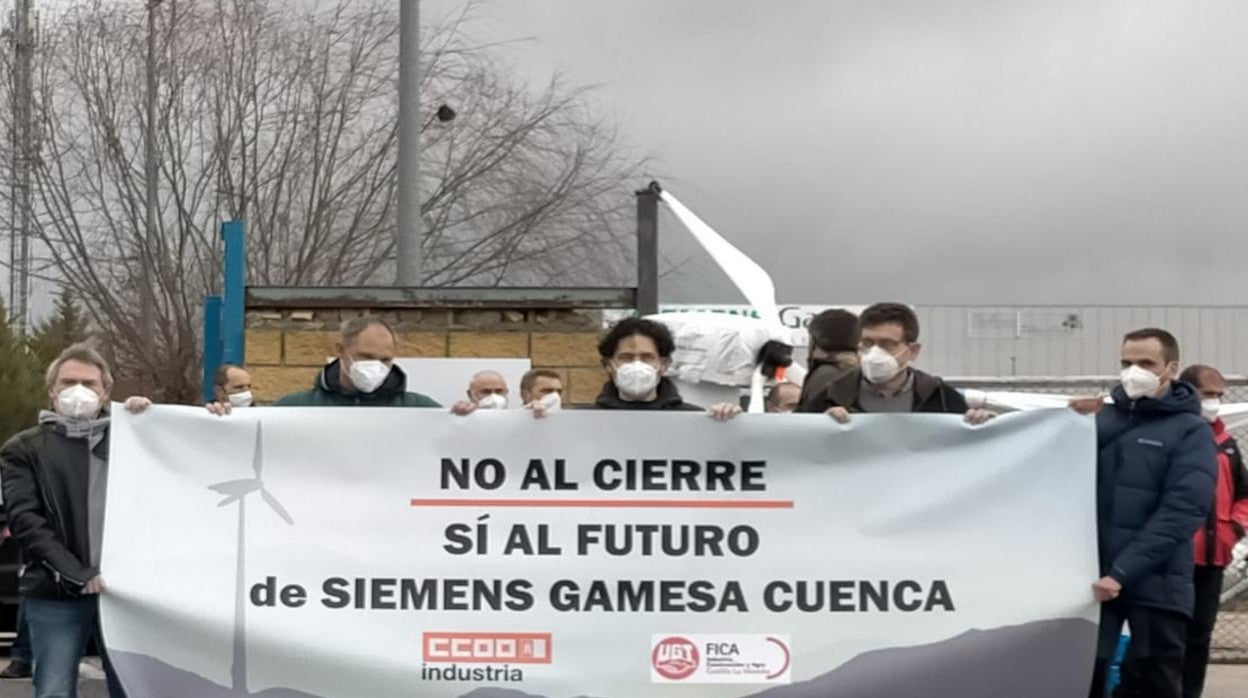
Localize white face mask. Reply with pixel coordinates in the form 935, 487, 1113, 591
347, 359, 389, 394
476, 393, 508, 410
228, 390, 254, 408
1200, 398, 1221, 423
614, 361, 660, 399
537, 392, 563, 412
1120, 365, 1162, 400
860, 345, 904, 384
57, 385, 101, 419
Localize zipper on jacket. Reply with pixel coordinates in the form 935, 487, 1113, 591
41, 561, 83, 587
31, 428, 88, 588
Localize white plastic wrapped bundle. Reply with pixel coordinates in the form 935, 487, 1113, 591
656, 188, 798, 411
647, 312, 806, 389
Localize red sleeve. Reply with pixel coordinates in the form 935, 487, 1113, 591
1228, 438, 1248, 531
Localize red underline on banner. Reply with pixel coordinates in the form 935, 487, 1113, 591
409, 498, 794, 509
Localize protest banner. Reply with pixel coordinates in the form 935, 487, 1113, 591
102, 408, 1098, 697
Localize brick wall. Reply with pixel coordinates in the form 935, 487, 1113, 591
245, 307, 608, 405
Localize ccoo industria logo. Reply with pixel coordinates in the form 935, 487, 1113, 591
420, 632, 551, 684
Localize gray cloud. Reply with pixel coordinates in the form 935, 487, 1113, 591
427, 0, 1248, 305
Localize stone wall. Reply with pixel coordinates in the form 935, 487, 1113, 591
244, 307, 608, 405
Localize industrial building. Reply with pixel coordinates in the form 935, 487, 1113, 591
641, 304, 1248, 378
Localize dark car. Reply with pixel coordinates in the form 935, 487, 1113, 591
0, 512, 20, 655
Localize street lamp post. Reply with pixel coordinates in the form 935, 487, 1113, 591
141, 0, 162, 389
395, 0, 421, 286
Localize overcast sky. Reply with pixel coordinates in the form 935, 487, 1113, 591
424, 0, 1248, 306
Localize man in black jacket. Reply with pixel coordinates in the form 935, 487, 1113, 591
592, 318, 706, 411
497, 318, 739, 420
797, 303, 992, 424
0, 344, 148, 698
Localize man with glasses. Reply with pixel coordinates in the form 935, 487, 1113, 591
796, 302, 992, 425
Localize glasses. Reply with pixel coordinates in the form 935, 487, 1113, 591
858, 338, 907, 353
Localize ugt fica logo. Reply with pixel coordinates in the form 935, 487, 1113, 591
651, 634, 792, 685
651, 636, 700, 680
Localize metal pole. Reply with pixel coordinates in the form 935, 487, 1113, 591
394, 0, 422, 285
202, 295, 222, 404
11, 0, 32, 333
9, 0, 23, 327
140, 0, 162, 390
635, 182, 660, 316
220, 220, 245, 366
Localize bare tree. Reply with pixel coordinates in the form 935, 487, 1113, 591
0, 0, 643, 401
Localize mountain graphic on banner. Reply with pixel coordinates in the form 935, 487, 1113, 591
107, 651, 327, 698
110, 618, 1094, 697
746, 617, 1098, 698
457, 690, 603, 698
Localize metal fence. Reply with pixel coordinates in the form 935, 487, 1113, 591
947, 376, 1248, 663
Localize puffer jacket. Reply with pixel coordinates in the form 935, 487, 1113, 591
1096, 381, 1217, 617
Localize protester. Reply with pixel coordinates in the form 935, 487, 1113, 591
1178, 364, 1248, 698
483, 318, 737, 420
1083, 329, 1217, 698
797, 308, 860, 412
466, 370, 510, 409
520, 369, 564, 410
797, 303, 993, 424
591, 317, 704, 411
209, 317, 439, 414
212, 363, 253, 407
0, 344, 152, 698
765, 382, 802, 413
588, 317, 740, 419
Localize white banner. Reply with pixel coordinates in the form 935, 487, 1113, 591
102, 408, 1099, 698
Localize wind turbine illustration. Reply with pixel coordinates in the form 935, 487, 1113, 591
209, 422, 294, 694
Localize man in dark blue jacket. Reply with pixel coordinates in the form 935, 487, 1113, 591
1087, 328, 1217, 698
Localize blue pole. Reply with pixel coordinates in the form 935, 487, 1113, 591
221, 219, 245, 365
203, 295, 223, 404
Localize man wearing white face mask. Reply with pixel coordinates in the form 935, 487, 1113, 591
797, 303, 993, 424
520, 369, 564, 412
491, 319, 738, 420
585, 318, 740, 420
211, 363, 254, 408
464, 371, 511, 410
591, 318, 704, 411
209, 317, 439, 411
0, 344, 151, 697
1086, 329, 1216, 698
1175, 364, 1248, 698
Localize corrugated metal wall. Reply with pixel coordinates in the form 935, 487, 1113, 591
914, 306, 1248, 377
